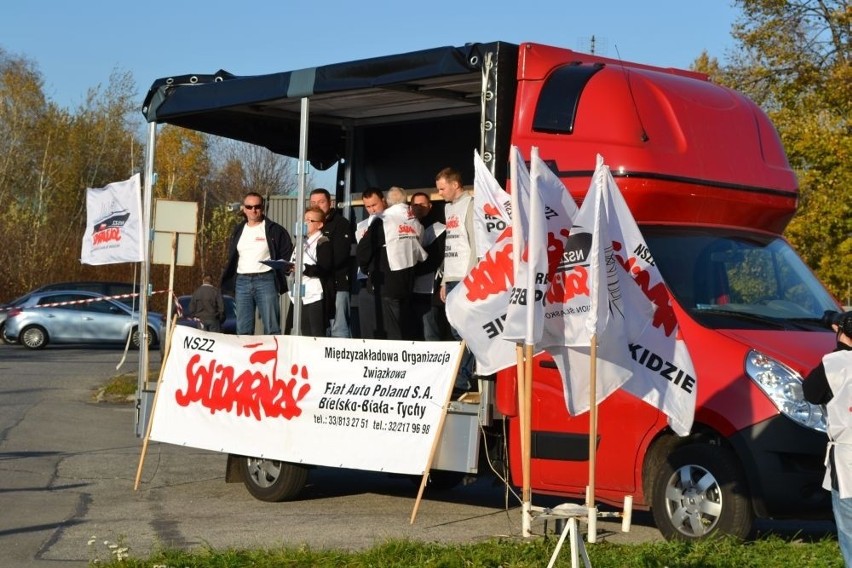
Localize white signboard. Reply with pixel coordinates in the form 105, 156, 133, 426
149, 327, 461, 475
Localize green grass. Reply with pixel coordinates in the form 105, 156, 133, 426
90, 534, 843, 567
96, 370, 159, 403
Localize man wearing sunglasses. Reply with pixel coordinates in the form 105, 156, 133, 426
221, 192, 293, 335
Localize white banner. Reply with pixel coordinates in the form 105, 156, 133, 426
149, 327, 461, 475
81, 173, 144, 265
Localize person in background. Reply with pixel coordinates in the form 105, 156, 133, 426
410, 191, 449, 341
353, 187, 386, 339
309, 188, 354, 338
356, 186, 426, 340
436, 167, 477, 393
188, 274, 225, 332
221, 192, 293, 335
286, 206, 334, 337
803, 311, 852, 567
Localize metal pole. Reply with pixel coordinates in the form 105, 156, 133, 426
136, 122, 156, 433
291, 97, 310, 335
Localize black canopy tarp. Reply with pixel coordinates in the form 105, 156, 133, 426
142, 42, 510, 171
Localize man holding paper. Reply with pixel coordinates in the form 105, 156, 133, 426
221, 192, 293, 335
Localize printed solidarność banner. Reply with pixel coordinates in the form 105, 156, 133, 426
149, 327, 460, 475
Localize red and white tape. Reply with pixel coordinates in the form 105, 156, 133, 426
2, 289, 171, 311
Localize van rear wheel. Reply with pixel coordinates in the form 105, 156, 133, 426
239, 457, 308, 502
651, 443, 753, 541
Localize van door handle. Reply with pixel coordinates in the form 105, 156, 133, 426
539, 360, 557, 369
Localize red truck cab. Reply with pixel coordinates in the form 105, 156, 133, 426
497, 43, 838, 539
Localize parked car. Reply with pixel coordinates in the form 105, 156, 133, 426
4, 290, 163, 350
1, 281, 139, 344
175, 294, 237, 334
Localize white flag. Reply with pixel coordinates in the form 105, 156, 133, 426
445, 226, 517, 375
81, 174, 144, 265
502, 147, 577, 345
473, 149, 512, 257
543, 156, 696, 436
444, 149, 521, 375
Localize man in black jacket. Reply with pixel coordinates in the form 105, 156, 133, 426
356, 187, 426, 340
221, 192, 293, 335
310, 188, 354, 338
188, 274, 225, 332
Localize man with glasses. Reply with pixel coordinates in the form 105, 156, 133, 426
221, 192, 293, 335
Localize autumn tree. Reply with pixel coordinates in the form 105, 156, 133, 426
722, 0, 851, 302
0, 50, 144, 301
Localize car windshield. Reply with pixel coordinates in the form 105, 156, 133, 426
645, 227, 839, 331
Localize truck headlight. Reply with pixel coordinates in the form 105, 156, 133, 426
745, 350, 826, 432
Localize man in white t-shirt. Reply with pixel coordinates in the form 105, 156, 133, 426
221, 192, 293, 335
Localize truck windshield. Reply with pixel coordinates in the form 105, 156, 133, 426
644, 227, 839, 331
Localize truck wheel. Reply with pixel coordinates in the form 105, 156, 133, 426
239, 457, 308, 502
651, 443, 753, 541
409, 470, 466, 491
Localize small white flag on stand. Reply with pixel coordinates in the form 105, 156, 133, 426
81, 173, 144, 265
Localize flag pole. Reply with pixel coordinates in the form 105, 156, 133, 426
522, 342, 534, 537
587, 333, 598, 542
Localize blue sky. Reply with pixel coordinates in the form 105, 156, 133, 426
2, 1, 740, 111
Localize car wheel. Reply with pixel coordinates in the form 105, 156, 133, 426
651, 443, 753, 541
20, 325, 48, 350
0, 322, 15, 345
239, 457, 308, 502
130, 326, 157, 349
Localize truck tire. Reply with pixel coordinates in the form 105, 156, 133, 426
239, 457, 308, 502
651, 443, 753, 541
409, 470, 466, 491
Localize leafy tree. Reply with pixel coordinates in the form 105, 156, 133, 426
721, 0, 850, 302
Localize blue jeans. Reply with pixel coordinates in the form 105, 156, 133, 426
832, 489, 852, 566
235, 272, 281, 335
445, 280, 476, 391
329, 290, 351, 338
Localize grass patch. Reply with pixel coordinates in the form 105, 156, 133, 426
95, 369, 159, 403
91, 534, 844, 567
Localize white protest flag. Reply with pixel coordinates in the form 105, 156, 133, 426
444, 226, 517, 374
473, 149, 512, 257
543, 156, 696, 436
502, 147, 577, 345
445, 149, 525, 375
501, 147, 532, 343
81, 173, 144, 265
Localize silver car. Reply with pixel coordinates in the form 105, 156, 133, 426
4, 290, 163, 350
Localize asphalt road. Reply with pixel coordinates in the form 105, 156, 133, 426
0, 343, 835, 567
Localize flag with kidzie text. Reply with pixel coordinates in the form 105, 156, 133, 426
541, 156, 696, 436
